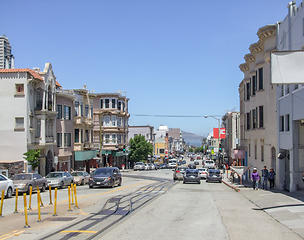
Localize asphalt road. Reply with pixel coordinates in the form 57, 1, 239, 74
0, 160, 302, 240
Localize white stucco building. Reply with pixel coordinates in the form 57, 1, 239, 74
0, 63, 59, 176
275, 1, 304, 191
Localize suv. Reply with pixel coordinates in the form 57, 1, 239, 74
204, 160, 215, 169
134, 162, 145, 171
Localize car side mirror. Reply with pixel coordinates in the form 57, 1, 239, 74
33, 177, 37, 180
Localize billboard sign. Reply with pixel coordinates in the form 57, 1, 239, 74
213, 128, 226, 139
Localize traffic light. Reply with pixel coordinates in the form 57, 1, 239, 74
219, 144, 222, 152
123, 145, 126, 152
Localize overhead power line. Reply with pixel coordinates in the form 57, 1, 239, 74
132, 114, 221, 118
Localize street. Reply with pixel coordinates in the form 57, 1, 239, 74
0, 163, 303, 240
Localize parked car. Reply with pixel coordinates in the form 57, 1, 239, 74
173, 166, 187, 181
13, 173, 48, 194
150, 164, 156, 170
204, 160, 216, 169
134, 162, 145, 171
71, 171, 90, 185
206, 169, 222, 183
45, 171, 74, 189
183, 169, 200, 184
0, 174, 13, 198
197, 168, 208, 179
144, 163, 151, 170
89, 167, 121, 188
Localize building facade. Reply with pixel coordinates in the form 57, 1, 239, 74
93, 92, 130, 168
128, 125, 154, 144
0, 63, 59, 177
239, 25, 278, 180
0, 35, 13, 69
275, 1, 304, 191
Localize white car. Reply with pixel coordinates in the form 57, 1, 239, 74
204, 160, 216, 169
134, 162, 145, 171
168, 159, 177, 168
197, 168, 208, 179
0, 174, 14, 198
144, 164, 151, 170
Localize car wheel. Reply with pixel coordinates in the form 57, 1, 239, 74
27, 185, 32, 195
60, 181, 64, 189
219, 180, 222, 183
118, 179, 122, 186
111, 180, 115, 188
89, 185, 93, 188
198, 181, 201, 184
6, 187, 13, 198
41, 184, 46, 192
206, 180, 208, 182
81, 179, 84, 185
183, 181, 185, 184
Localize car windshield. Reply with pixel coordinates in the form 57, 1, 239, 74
209, 170, 220, 174
46, 172, 63, 178
94, 168, 112, 175
72, 172, 83, 176
136, 162, 143, 165
206, 161, 214, 164
186, 169, 198, 173
177, 167, 187, 171
13, 174, 32, 180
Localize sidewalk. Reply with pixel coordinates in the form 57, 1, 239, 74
222, 171, 304, 239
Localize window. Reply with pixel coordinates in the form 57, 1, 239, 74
64, 106, 71, 120
36, 119, 41, 137
259, 106, 264, 128
295, 84, 299, 90
286, 114, 290, 131
104, 116, 110, 127
252, 75, 256, 96
91, 106, 93, 118
248, 143, 251, 157
246, 82, 250, 100
117, 134, 122, 144
64, 133, 71, 147
105, 99, 110, 109
123, 134, 126, 144
159, 149, 165, 154
75, 129, 79, 143
100, 99, 103, 109
15, 84, 24, 93
75, 102, 79, 116
254, 141, 257, 159
15, 117, 24, 129
117, 117, 122, 127
85, 105, 89, 117
280, 116, 285, 132
111, 116, 116, 126
112, 99, 116, 109
105, 134, 110, 144
246, 112, 251, 130
258, 68, 263, 90
285, 85, 290, 94
123, 101, 125, 111
81, 129, 83, 143
57, 105, 62, 119
252, 109, 256, 129
112, 134, 117, 144
46, 120, 53, 137
80, 102, 83, 116
281, 85, 284, 97
85, 130, 89, 142
261, 145, 264, 161
91, 130, 93, 143
57, 133, 62, 147
118, 101, 122, 110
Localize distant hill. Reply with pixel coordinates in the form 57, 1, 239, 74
181, 131, 204, 148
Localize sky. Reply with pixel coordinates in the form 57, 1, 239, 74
2, 0, 291, 135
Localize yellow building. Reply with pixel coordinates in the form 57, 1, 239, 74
154, 138, 167, 163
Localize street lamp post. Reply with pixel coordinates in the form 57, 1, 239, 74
204, 115, 221, 167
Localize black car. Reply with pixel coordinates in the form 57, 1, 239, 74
206, 169, 222, 183
183, 169, 200, 184
89, 167, 122, 188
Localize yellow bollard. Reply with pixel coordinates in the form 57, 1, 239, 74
49, 185, 52, 205
37, 190, 42, 222
23, 193, 30, 228
53, 188, 58, 216
36, 186, 44, 207
68, 186, 72, 211
74, 184, 79, 209
71, 183, 74, 205
28, 186, 32, 210
14, 188, 18, 213
0, 190, 4, 217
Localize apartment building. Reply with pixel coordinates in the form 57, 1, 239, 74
93, 92, 130, 168
0, 35, 13, 69
128, 125, 154, 144
275, 1, 304, 191
0, 63, 59, 177
72, 87, 97, 172
239, 25, 278, 180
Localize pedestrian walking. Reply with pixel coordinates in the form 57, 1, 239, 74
251, 168, 260, 190
268, 168, 276, 189
261, 166, 269, 190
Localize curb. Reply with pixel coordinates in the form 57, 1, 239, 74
222, 180, 240, 192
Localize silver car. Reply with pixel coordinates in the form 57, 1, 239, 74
0, 174, 13, 198
13, 173, 48, 194
173, 166, 187, 181
71, 171, 90, 185
134, 162, 145, 171
45, 171, 74, 189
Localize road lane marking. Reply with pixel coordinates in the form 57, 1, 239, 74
61, 230, 97, 233
0, 231, 24, 240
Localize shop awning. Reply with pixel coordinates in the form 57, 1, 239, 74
75, 150, 97, 161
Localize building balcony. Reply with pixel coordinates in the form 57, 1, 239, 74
74, 116, 84, 125
83, 142, 94, 149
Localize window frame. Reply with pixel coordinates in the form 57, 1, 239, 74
57, 104, 63, 119
57, 133, 62, 147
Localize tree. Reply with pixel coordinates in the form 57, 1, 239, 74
23, 149, 41, 171
189, 148, 193, 152
129, 135, 153, 162
195, 147, 200, 153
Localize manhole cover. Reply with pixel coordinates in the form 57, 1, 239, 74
45, 217, 77, 221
